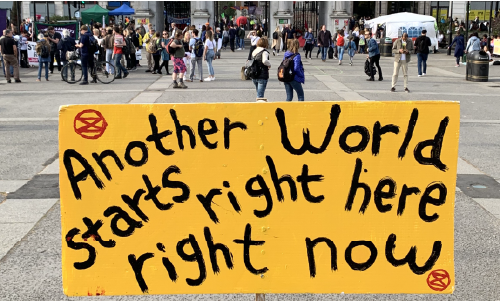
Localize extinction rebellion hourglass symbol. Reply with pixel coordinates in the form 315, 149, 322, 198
74, 109, 108, 140
426, 269, 451, 291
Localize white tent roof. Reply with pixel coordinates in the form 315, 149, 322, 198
365, 12, 436, 25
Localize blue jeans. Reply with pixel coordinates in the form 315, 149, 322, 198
284, 80, 304, 101
320, 46, 328, 60
114, 53, 127, 77
252, 78, 268, 98
240, 38, 245, 49
81, 54, 90, 82
37, 61, 49, 79
417, 53, 428, 75
359, 45, 365, 53
106, 49, 114, 74
337, 46, 345, 61
206, 49, 215, 75
236, 37, 241, 48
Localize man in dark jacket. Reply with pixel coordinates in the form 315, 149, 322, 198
317, 25, 332, 62
414, 29, 432, 77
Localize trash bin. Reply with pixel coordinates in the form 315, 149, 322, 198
466, 51, 489, 82
380, 38, 393, 57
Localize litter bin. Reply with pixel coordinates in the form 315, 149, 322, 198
380, 38, 393, 57
466, 51, 489, 82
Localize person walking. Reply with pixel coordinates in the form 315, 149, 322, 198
203, 30, 216, 81
391, 33, 413, 93
251, 38, 271, 101
57, 29, 76, 81
304, 28, 314, 59
159, 30, 171, 75
151, 32, 162, 74
283, 39, 305, 101
135, 27, 143, 67
35, 33, 50, 81
112, 26, 129, 80
47, 26, 62, 73
336, 29, 345, 65
366, 31, 382, 82
170, 31, 188, 89
358, 31, 366, 54
272, 26, 282, 56
188, 29, 203, 82
128, 27, 138, 71
414, 29, 432, 77
347, 36, 357, 65
317, 25, 332, 62
448, 30, 465, 67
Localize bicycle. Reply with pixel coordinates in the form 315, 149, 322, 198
61, 51, 116, 84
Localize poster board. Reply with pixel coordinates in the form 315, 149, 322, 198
494, 39, 500, 56
59, 102, 459, 296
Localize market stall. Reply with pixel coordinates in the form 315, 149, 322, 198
81, 4, 109, 26
364, 12, 438, 47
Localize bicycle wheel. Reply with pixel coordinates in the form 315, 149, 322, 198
61, 62, 83, 84
95, 60, 115, 84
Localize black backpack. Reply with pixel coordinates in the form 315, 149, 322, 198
364, 58, 377, 77
88, 35, 99, 54
246, 49, 266, 79
273, 31, 278, 39
40, 43, 50, 58
277, 54, 298, 82
194, 38, 204, 57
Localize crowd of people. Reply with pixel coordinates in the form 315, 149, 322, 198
1, 16, 498, 98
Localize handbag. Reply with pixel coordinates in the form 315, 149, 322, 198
462, 54, 467, 63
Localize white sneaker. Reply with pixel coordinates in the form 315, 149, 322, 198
236, 48, 242, 51
418, 75, 422, 77
211, 77, 215, 81
204, 77, 212, 81
423, 73, 426, 76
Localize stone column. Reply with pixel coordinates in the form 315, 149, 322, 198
330, 1, 350, 32
98, 1, 107, 9
154, 1, 164, 32
191, 1, 212, 29
22, 1, 31, 20
55, 2, 64, 17
271, 0, 293, 29
132, 1, 154, 27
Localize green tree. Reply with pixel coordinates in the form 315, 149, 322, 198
218, 1, 236, 19
10, 1, 20, 29
492, 16, 500, 36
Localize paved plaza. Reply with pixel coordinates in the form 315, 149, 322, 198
0, 48, 499, 300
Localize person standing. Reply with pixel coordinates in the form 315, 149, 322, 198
358, 32, 366, 54
304, 28, 314, 59
143, 26, 155, 72
283, 39, 305, 101
414, 29, 432, 77
229, 25, 237, 52
203, 30, 216, 81
159, 30, 171, 75
336, 29, 345, 65
222, 27, 229, 50
135, 28, 143, 67
317, 25, 332, 62
57, 29, 76, 81
214, 27, 222, 59
0, 29, 21, 83
251, 38, 271, 102
272, 26, 282, 56
448, 30, 465, 67
237, 24, 246, 50
170, 31, 188, 89
103, 28, 115, 74
35, 33, 50, 81
182, 31, 191, 79
47, 26, 62, 73
465, 32, 481, 53
112, 26, 129, 80
282, 25, 290, 51
391, 33, 413, 93
188, 29, 203, 82
128, 27, 138, 71
151, 32, 162, 74
366, 31, 382, 82
19, 32, 28, 67
75, 25, 96, 85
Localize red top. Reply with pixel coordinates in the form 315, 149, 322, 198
113, 34, 123, 54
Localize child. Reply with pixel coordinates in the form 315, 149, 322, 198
347, 36, 357, 66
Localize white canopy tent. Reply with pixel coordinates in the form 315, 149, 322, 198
365, 12, 438, 47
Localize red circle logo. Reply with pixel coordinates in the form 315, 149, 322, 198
74, 109, 108, 139
427, 269, 451, 291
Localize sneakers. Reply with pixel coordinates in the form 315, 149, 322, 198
390, 87, 396, 92
405, 88, 410, 93
123, 72, 129, 78
455, 64, 460, 67
338, 61, 342, 65
418, 75, 422, 77
211, 77, 215, 81
334, 56, 338, 60
236, 48, 242, 51
172, 82, 179, 89
204, 77, 212, 81
366, 78, 374, 81
349, 62, 352, 66
178, 82, 188, 89
423, 73, 426, 76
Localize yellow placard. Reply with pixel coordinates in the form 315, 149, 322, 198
59, 102, 459, 296
494, 39, 500, 56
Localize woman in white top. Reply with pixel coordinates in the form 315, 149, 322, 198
247, 30, 261, 60
203, 30, 216, 81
